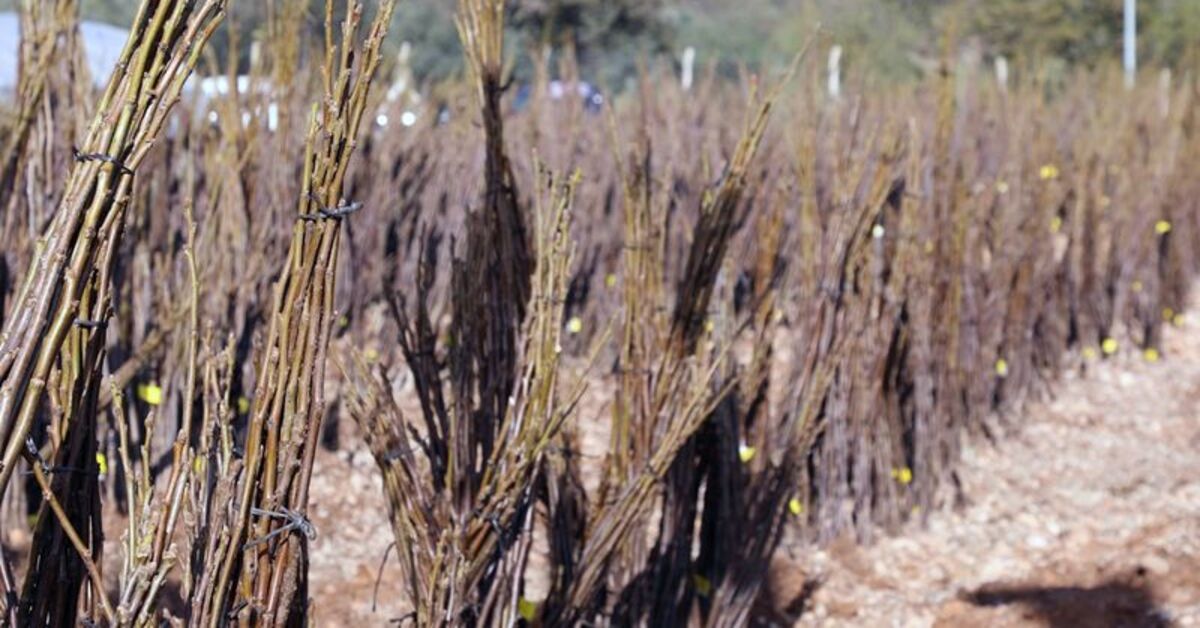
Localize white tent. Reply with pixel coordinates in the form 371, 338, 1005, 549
0, 12, 129, 93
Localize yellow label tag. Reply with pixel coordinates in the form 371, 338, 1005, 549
1049, 216, 1062, 233
1039, 164, 1059, 180
518, 597, 537, 621
1155, 219, 1172, 235
237, 396, 251, 414
788, 498, 804, 516
1143, 348, 1160, 363
737, 444, 756, 464
1101, 338, 1119, 355
891, 467, 913, 485
566, 317, 583, 334
137, 383, 164, 406
994, 359, 1008, 378
605, 273, 617, 288
95, 453, 108, 475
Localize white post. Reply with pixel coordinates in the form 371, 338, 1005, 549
1159, 68, 1172, 118
994, 55, 1008, 92
681, 46, 695, 91
827, 45, 842, 100
1124, 0, 1137, 88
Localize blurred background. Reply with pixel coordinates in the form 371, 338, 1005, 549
2, 0, 1198, 90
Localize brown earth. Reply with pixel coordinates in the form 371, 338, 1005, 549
309, 305, 1200, 626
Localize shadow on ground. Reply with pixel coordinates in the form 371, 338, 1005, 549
962, 577, 1170, 628
752, 575, 822, 626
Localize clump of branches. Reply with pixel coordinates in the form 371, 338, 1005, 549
183, 1, 394, 624
347, 165, 580, 624
345, 1, 577, 623
544, 64, 800, 626
0, 1, 227, 624
0, 0, 86, 232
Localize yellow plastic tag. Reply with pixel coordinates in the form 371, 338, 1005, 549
518, 597, 537, 621
137, 383, 164, 406
891, 467, 913, 485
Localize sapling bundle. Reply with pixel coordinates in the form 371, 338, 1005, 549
455, 0, 533, 450
184, 1, 394, 624
0, 0, 86, 233
345, 1, 582, 623
0, 0, 87, 554
0, 0, 227, 623
348, 166, 580, 625
541, 65, 799, 626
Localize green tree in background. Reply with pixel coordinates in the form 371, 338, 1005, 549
674, 0, 928, 82
970, 0, 1123, 68
2, 0, 1198, 89
1142, 0, 1200, 72
509, 0, 673, 89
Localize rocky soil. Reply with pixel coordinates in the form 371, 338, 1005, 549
309, 311, 1200, 627
771, 313, 1200, 627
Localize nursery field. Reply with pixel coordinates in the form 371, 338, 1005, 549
0, 0, 1198, 626
309, 294, 1200, 625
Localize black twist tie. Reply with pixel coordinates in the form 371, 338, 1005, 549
24, 437, 51, 476
244, 507, 317, 549
72, 146, 133, 176
299, 197, 364, 222
73, 318, 107, 330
